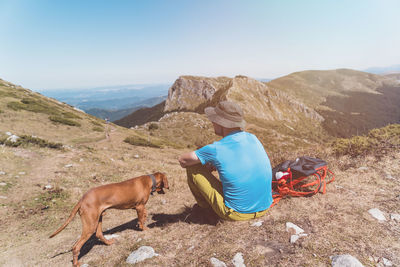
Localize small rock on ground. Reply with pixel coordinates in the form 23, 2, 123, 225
368, 208, 386, 221
290, 233, 308, 243
232, 252, 245, 267
286, 222, 304, 234
251, 221, 263, 227
126, 246, 159, 264
390, 213, 400, 222
210, 257, 227, 267
331, 254, 364, 267
104, 234, 119, 240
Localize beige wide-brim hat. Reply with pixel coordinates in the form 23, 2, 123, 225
204, 101, 246, 130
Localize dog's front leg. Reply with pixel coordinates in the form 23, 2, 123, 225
136, 205, 148, 231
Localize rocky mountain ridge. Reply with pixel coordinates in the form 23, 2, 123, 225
164, 75, 323, 123
117, 69, 400, 144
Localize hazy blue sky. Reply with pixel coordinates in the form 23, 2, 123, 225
0, 0, 399, 89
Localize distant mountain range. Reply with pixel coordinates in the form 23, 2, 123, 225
113, 69, 400, 151
363, 64, 400, 74
36, 84, 170, 121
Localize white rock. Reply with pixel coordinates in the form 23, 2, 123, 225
390, 213, 400, 222
79, 158, 84, 162
0, 196, 7, 199
331, 254, 364, 267
18, 172, 25, 175
357, 166, 369, 171
64, 164, 73, 168
290, 233, 308, 243
104, 234, 119, 240
126, 246, 158, 264
210, 257, 227, 267
134, 154, 140, 159
368, 208, 386, 221
0, 171, 6, 175
5, 132, 12, 136
232, 252, 245, 267
7, 135, 19, 143
385, 173, 394, 179
81, 264, 89, 267
380, 257, 393, 266
160, 199, 167, 205
286, 222, 304, 235
44, 185, 52, 190
0, 182, 7, 186
251, 221, 263, 227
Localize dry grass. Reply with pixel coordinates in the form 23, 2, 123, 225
0, 122, 399, 266
0, 82, 399, 266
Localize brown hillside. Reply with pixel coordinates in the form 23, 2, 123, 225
0, 78, 399, 266
267, 69, 396, 108
114, 101, 166, 128
116, 75, 328, 153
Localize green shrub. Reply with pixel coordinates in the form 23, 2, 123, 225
92, 126, 104, 132
148, 123, 159, 130
0, 135, 63, 149
124, 135, 161, 148
49, 116, 81, 127
332, 124, 400, 157
91, 120, 103, 127
61, 112, 81, 119
0, 90, 17, 98
7, 98, 59, 115
31, 187, 70, 210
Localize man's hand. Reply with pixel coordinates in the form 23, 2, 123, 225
178, 151, 200, 168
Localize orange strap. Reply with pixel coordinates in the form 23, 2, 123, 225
271, 166, 335, 208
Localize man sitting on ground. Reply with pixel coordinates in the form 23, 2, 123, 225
178, 101, 272, 221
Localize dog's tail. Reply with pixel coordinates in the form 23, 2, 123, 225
49, 199, 82, 238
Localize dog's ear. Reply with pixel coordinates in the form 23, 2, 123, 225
162, 173, 169, 189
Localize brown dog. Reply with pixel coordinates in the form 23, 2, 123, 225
49, 172, 169, 267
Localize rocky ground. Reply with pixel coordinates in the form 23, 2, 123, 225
0, 125, 399, 267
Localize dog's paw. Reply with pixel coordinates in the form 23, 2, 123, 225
104, 239, 115, 245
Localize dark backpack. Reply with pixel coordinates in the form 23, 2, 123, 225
271, 156, 335, 207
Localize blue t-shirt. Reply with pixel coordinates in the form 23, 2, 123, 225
195, 131, 272, 213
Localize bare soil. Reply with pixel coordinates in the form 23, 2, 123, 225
0, 126, 399, 267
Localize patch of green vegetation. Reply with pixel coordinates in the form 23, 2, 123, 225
0, 90, 17, 98
30, 187, 70, 211
0, 182, 13, 193
148, 123, 159, 130
92, 126, 103, 132
124, 135, 162, 148
61, 111, 81, 119
0, 135, 64, 149
7, 97, 60, 114
0, 109, 3, 114
91, 120, 103, 127
331, 124, 400, 157
49, 115, 81, 127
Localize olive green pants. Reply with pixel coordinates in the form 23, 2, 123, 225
186, 164, 268, 221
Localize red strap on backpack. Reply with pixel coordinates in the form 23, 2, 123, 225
271, 166, 335, 207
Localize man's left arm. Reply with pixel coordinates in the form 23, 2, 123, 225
178, 151, 200, 168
